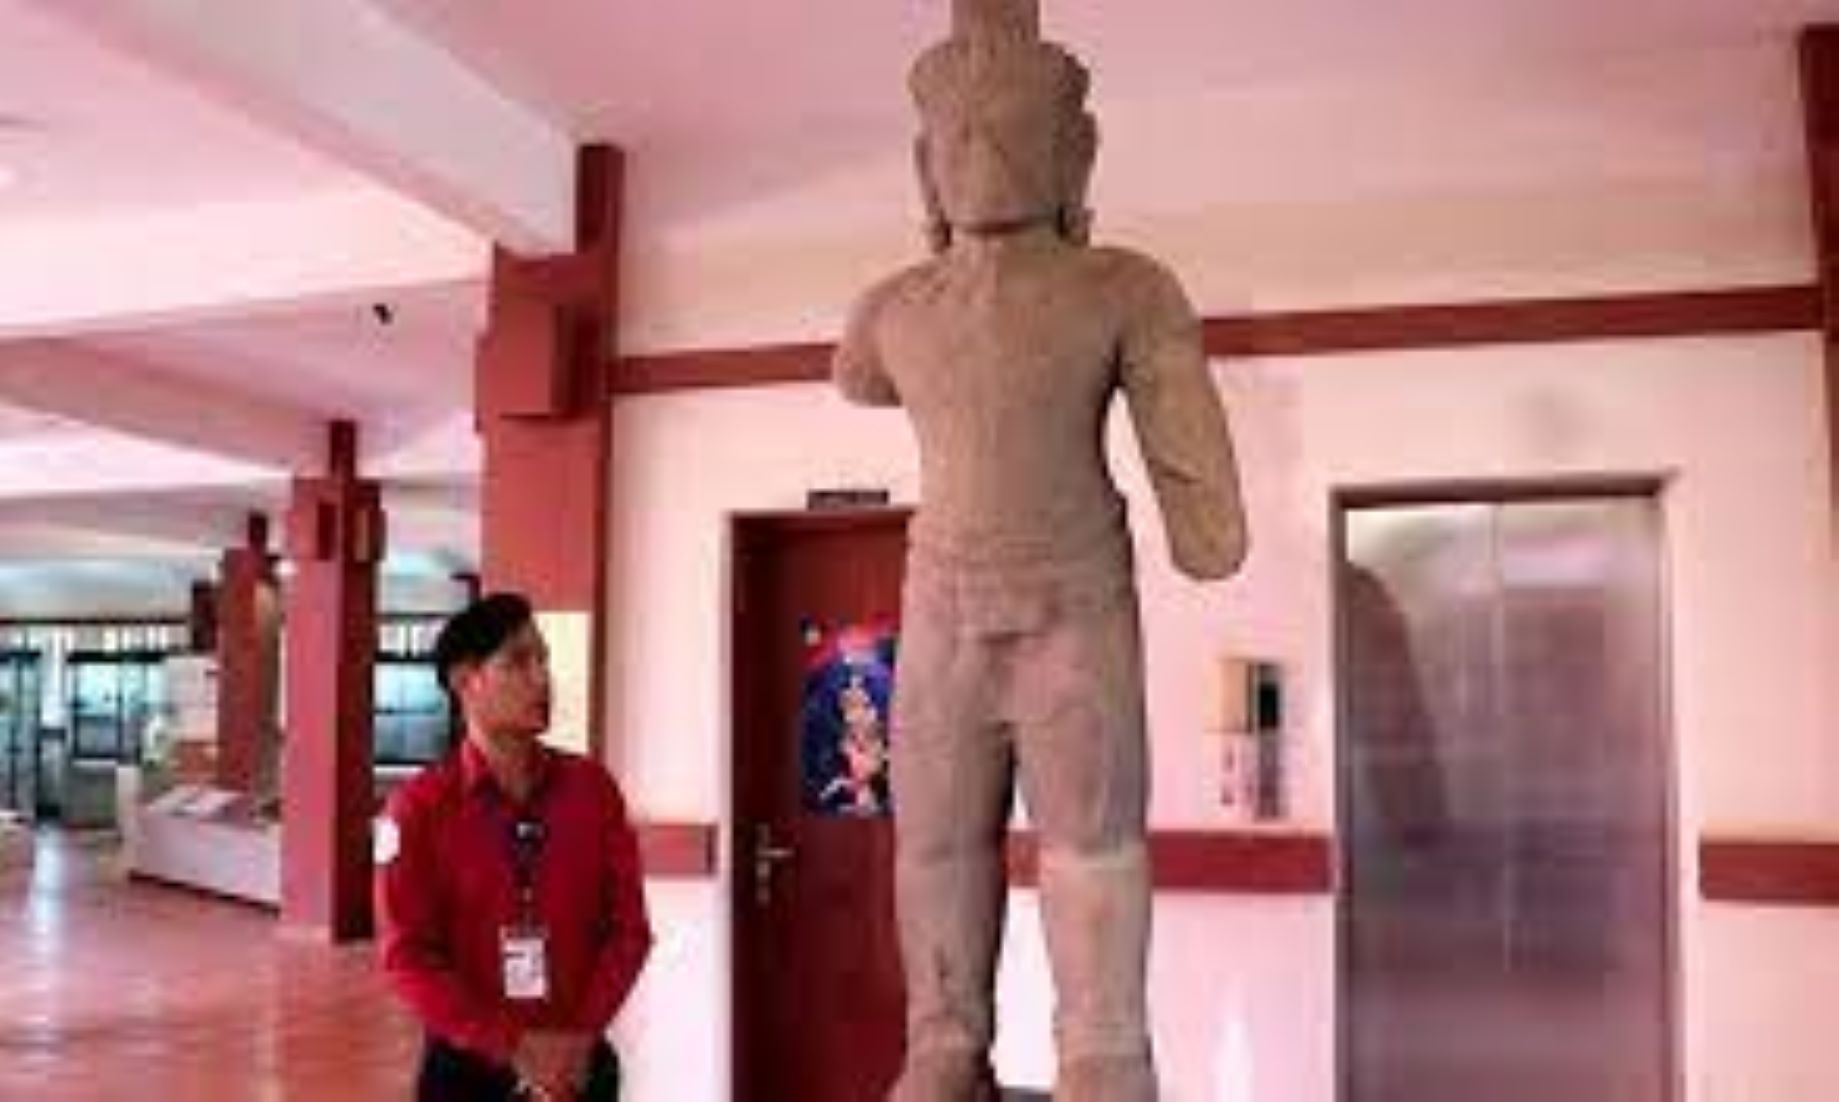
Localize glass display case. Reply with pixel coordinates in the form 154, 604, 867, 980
65, 649, 169, 765
374, 653, 449, 767
0, 621, 186, 824
0, 650, 41, 816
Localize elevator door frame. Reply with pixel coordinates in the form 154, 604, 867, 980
1330, 476, 1679, 1102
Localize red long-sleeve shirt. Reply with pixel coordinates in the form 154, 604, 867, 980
375, 739, 652, 1063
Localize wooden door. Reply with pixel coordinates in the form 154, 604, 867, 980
732, 510, 910, 1102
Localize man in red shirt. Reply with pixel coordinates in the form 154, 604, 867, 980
376, 593, 652, 1101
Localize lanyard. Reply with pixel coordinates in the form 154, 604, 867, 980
506, 812, 547, 926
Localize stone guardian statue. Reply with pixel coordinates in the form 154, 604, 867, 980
833, 1, 1249, 1098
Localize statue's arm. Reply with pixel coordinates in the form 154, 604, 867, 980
1118, 259, 1248, 580
832, 280, 903, 408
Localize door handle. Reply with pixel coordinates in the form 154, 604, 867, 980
752, 822, 796, 907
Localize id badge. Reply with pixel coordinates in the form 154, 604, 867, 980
500, 925, 549, 1002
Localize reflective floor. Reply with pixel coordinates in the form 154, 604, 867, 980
0, 830, 419, 1099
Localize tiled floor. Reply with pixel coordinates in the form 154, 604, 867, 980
0, 830, 421, 1099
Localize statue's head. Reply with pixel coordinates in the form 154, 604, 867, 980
910, 0, 1097, 251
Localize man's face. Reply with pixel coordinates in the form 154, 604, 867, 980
453, 622, 552, 740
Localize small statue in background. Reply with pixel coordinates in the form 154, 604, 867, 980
834, 1, 1248, 1099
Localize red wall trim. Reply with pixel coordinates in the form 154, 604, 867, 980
653, 829, 1839, 902
653, 827, 1839, 902
1008, 830, 1334, 894
638, 822, 719, 879
605, 285, 1819, 397
1201, 285, 1819, 358
616, 341, 832, 395
639, 822, 1332, 893
1701, 839, 1839, 906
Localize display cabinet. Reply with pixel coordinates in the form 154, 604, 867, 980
65, 649, 168, 765
0, 650, 41, 816
374, 652, 449, 767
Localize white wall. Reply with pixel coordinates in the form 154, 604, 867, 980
603, 29, 1837, 1102
621, 41, 1810, 354
605, 334, 1834, 1101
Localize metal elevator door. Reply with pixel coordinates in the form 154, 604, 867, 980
1338, 496, 1672, 1102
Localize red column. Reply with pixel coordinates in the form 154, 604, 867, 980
1804, 29, 1839, 528
215, 514, 279, 792
476, 145, 620, 756
281, 421, 384, 941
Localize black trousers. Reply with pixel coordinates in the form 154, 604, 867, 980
417, 1035, 620, 1101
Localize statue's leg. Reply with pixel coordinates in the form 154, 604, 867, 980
1012, 587, 1156, 1102
889, 595, 1012, 1102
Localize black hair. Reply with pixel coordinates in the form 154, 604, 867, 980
432, 592, 534, 747
434, 592, 533, 687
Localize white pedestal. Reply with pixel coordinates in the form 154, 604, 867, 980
118, 768, 280, 907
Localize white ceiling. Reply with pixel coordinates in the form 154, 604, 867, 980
83, 280, 484, 436
2, 0, 1838, 613
0, 0, 363, 220
374, 0, 1839, 144
0, 1, 494, 605
0, 403, 76, 444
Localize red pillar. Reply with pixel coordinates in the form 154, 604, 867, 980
215, 514, 279, 793
1802, 27, 1839, 529
476, 145, 620, 756
281, 421, 384, 941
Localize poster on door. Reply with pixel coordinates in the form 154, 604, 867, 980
800, 620, 896, 818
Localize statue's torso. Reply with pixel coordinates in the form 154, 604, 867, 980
874, 237, 1146, 567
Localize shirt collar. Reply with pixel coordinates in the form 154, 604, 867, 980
459, 736, 554, 803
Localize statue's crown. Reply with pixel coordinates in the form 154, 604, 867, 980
910, 0, 1088, 124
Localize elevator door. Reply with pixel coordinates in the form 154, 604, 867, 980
1339, 496, 1671, 1102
